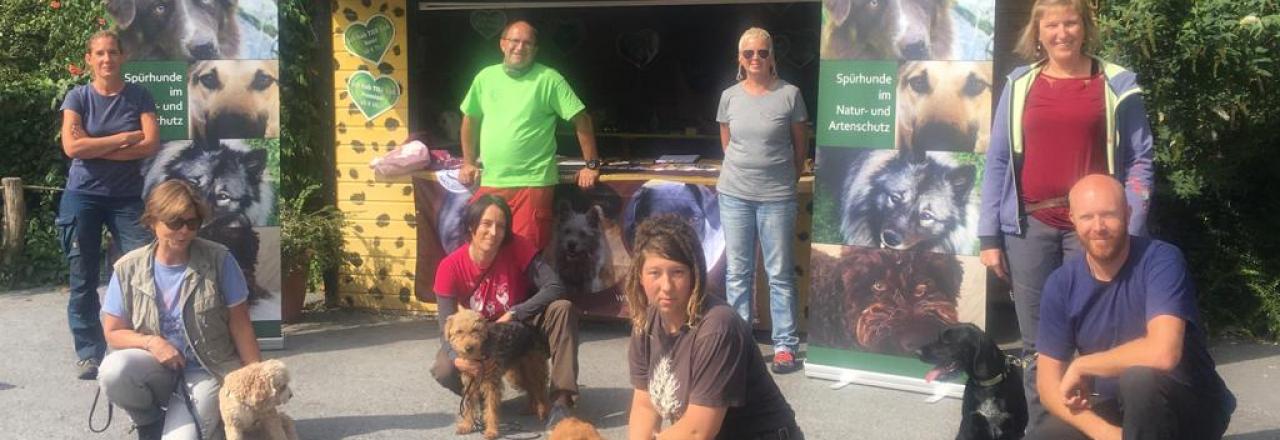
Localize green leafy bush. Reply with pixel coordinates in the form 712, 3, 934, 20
1098, 0, 1280, 338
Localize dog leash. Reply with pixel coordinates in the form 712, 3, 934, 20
456, 359, 491, 420
88, 387, 113, 433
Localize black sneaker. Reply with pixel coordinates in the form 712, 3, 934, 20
545, 402, 571, 432
770, 351, 803, 374
76, 358, 99, 380
132, 419, 163, 440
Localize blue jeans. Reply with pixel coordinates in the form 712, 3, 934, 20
719, 193, 799, 352
57, 191, 152, 361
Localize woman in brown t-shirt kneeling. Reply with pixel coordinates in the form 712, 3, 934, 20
624, 215, 803, 440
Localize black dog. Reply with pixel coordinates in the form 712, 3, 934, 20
918, 324, 1027, 440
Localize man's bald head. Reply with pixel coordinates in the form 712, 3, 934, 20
1069, 174, 1127, 214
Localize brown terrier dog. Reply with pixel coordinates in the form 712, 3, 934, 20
548, 416, 605, 440
444, 309, 550, 440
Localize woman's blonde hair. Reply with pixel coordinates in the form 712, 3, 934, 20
141, 179, 211, 229
736, 27, 777, 81
623, 215, 707, 333
86, 30, 123, 55
1014, 0, 1099, 61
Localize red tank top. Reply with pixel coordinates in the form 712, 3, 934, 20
1020, 71, 1108, 230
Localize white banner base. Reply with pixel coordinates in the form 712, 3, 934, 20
259, 337, 284, 351
805, 363, 964, 401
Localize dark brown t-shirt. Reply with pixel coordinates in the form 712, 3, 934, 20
628, 296, 795, 439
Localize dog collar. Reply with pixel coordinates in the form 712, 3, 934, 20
975, 372, 1005, 387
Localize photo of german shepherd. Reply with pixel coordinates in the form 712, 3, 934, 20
897, 61, 993, 153
819, 147, 979, 255
189, 60, 280, 141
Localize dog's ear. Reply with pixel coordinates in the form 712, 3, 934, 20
243, 148, 268, 178
443, 313, 457, 335
588, 205, 603, 227
105, 0, 136, 30
947, 164, 976, 199
824, 0, 851, 26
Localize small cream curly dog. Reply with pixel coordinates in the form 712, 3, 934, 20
219, 359, 299, 440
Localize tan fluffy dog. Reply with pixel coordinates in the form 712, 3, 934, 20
548, 417, 605, 440
188, 60, 280, 141
445, 309, 550, 440
219, 359, 298, 440
896, 61, 993, 153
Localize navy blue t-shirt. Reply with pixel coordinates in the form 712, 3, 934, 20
59, 83, 156, 197
1038, 237, 1227, 401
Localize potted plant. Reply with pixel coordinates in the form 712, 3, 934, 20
279, 185, 349, 323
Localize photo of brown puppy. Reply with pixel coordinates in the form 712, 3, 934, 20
896, 0, 955, 60
445, 309, 550, 440
548, 416, 605, 440
808, 245, 963, 356
189, 60, 280, 141
821, 0, 901, 59
105, 0, 240, 60
897, 61, 992, 153
219, 359, 298, 440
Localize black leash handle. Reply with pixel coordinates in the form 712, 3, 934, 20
88, 387, 113, 433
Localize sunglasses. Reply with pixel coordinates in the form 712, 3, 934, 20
741, 49, 770, 59
164, 217, 202, 231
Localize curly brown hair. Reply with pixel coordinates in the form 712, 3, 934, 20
623, 214, 707, 333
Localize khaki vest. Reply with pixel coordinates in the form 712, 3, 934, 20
114, 238, 242, 380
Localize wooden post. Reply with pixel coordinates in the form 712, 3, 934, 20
2, 177, 25, 267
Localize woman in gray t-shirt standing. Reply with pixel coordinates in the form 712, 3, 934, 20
716, 27, 808, 374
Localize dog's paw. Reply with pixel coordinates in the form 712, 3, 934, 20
455, 419, 474, 435
483, 428, 500, 440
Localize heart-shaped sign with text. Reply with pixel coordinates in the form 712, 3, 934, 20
345, 15, 395, 64
347, 71, 400, 121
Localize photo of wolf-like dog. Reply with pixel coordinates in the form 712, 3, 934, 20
821, 0, 994, 60
105, 0, 278, 60
897, 61, 992, 153
817, 147, 980, 255
143, 139, 277, 303
808, 245, 963, 355
189, 60, 280, 141
549, 185, 626, 297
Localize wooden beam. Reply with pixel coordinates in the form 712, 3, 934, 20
2, 177, 25, 266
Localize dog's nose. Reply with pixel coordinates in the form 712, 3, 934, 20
881, 230, 903, 248
913, 122, 976, 152
900, 41, 929, 60
208, 113, 267, 139
188, 42, 219, 60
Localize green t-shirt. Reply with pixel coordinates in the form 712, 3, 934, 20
459, 63, 586, 187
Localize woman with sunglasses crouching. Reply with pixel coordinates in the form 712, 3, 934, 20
716, 27, 809, 374
97, 179, 261, 440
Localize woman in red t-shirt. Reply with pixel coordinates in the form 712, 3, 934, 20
429, 195, 581, 430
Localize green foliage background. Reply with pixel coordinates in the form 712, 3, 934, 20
1098, 0, 1280, 338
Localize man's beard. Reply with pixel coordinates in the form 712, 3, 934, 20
1081, 232, 1128, 264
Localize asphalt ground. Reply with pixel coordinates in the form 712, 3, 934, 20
3, 287, 1278, 439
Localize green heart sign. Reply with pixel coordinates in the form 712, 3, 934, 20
344, 15, 394, 64
347, 71, 400, 121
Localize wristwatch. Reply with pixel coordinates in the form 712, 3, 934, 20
585, 159, 601, 170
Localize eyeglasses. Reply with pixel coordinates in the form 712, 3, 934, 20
164, 217, 202, 231
502, 38, 537, 48
741, 49, 770, 59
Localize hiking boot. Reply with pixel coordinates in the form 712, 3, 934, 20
76, 358, 99, 380
770, 350, 802, 374
545, 402, 572, 431
133, 419, 164, 440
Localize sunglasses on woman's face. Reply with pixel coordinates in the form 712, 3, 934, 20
741, 49, 770, 59
164, 217, 202, 231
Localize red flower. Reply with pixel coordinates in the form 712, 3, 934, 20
98, 18, 107, 27
67, 64, 82, 76
50, 0, 60, 9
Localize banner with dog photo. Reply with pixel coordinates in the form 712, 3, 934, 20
809, 0, 995, 395
109, 0, 284, 348
412, 173, 727, 319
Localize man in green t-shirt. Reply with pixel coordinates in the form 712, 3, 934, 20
458, 20, 601, 251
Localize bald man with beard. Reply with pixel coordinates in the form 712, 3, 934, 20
1028, 175, 1235, 440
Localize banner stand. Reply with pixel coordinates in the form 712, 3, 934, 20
805, 364, 964, 401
